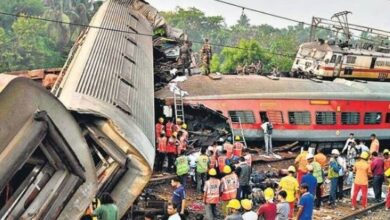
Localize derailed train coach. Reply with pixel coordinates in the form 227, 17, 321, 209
0, 0, 159, 219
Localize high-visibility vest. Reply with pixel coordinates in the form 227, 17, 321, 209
197, 155, 209, 173
311, 161, 323, 183
218, 156, 227, 173
176, 156, 189, 176
221, 173, 239, 201
204, 178, 221, 204
157, 137, 167, 153
244, 154, 252, 167
233, 142, 243, 157
209, 156, 217, 169
224, 143, 233, 158
167, 137, 177, 154
165, 122, 174, 137
155, 123, 164, 138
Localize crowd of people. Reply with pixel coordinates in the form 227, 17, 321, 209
154, 123, 390, 220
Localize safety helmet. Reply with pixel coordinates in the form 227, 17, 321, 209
172, 132, 178, 137
264, 188, 274, 201
384, 149, 390, 155
287, 166, 296, 173
306, 154, 314, 160
235, 135, 241, 141
385, 168, 390, 177
158, 117, 164, 123
223, 165, 232, 174
331, 149, 340, 156
181, 123, 187, 130
240, 199, 252, 210
360, 151, 369, 160
208, 168, 217, 176
226, 199, 241, 210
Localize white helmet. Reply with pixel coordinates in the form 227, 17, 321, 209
331, 149, 340, 156
306, 154, 314, 160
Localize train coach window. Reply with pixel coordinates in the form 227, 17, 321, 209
341, 112, 360, 125
288, 111, 311, 125
261, 111, 284, 124
385, 113, 390, 123
316, 112, 336, 125
364, 112, 382, 124
229, 111, 255, 124
330, 55, 337, 63
346, 56, 357, 64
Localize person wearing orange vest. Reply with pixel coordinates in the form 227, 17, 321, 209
155, 117, 165, 139
208, 150, 217, 169
174, 118, 183, 133
217, 150, 228, 175
233, 136, 244, 159
220, 165, 239, 216
165, 118, 174, 138
370, 133, 380, 154
156, 132, 168, 172
177, 131, 187, 155
224, 140, 234, 159
203, 168, 221, 220
167, 132, 179, 172
351, 151, 372, 210
295, 146, 309, 184
314, 147, 327, 168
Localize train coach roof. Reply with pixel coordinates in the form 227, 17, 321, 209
155, 75, 390, 101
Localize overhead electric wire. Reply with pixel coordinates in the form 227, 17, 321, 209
0, 10, 296, 58
213, 0, 387, 43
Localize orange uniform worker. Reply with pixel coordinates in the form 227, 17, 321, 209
203, 168, 221, 220
370, 133, 380, 153
165, 119, 174, 138
166, 132, 179, 172
220, 165, 239, 216
217, 150, 228, 174
278, 166, 299, 219
351, 151, 372, 210
156, 132, 168, 171
155, 117, 165, 139
314, 147, 327, 168
233, 136, 244, 158
295, 148, 309, 184
223, 141, 234, 159
384, 149, 390, 171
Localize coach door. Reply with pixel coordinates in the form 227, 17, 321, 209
333, 54, 344, 77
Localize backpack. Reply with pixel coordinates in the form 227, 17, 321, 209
266, 123, 273, 135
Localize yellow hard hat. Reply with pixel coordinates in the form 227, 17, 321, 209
287, 166, 296, 173
226, 199, 241, 210
360, 151, 369, 160
181, 123, 187, 129
235, 135, 241, 141
223, 165, 232, 174
384, 149, 390, 155
208, 168, 217, 176
172, 132, 178, 137
385, 168, 390, 177
264, 187, 274, 201
158, 117, 164, 123
241, 199, 252, 210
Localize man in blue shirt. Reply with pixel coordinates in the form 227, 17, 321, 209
171, 177, 186, 215
297, 183, 314, 220
301, 164, 317, 195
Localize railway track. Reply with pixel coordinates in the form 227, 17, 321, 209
339, 201, 385, 220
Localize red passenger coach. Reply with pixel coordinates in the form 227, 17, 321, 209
155, 75, 390, 142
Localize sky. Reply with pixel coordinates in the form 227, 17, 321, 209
146, 0, 390, 31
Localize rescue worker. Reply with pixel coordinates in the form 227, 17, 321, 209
371, 151, 385, 203
328, 149, 341, 208
314, 147, 327, 168
225, 199, 243, 220
175, 151, 190, 187
221, 165, 239, 216
241, 199, 257, 220
203, 168, 221, 220
278, 166, 299, 219
307, 154, 324, 209
224, 139, 234, 159
200, 39, 212, 75
385, 167, 390, 210
384, 149, 390, 171
177, 131, 185, 155
166, 118, 174, 138
217, 150, 229, 175
167, 132, 179, 172
233, 136, 244, 159
295, 147, 309, 184
370, 133, 380, 153
174, 118, 183, 133
178, 40, 192, 76
236, 157, 251, 199
208, 150, 217, 170
257, 188, 277, 220
351, 151, 372, 210
171, 177, 186, 216
156, 132, 168, 172
261, 120, 273, 155
196, 148, 209, 193
180, 123, 189, 142
156, 117, 165, 139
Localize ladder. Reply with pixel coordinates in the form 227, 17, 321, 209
173, 88, 185, 123
230, 116, 247, 148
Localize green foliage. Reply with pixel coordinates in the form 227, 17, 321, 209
210, 54, 221, 72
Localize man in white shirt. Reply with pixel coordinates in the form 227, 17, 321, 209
167, 203, 181, 220
342, 133, 355, 154
261, 120, 273, 155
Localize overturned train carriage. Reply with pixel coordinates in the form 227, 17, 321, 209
0, 0, 155, 219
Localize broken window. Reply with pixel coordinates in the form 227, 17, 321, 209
316, 112, 336, 125
288, 111, 311, 125
341, 112, 360, 125
364, 112, 382, 124
228, 111, 255, 124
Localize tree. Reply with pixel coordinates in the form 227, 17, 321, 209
210, 54, 221, 72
